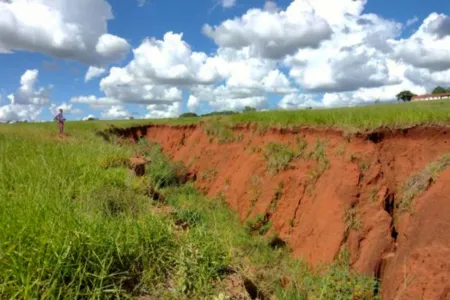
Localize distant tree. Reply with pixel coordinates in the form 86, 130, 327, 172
243, 106, 256, 112
179, 112, 198, 118
432, 86, 449, 94
396, 90, 417, 102
374, 99, 381, 104
201, 110, 238, 117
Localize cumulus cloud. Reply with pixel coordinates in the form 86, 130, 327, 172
0, 104, 43, 122
187, 95, 200, 112
126, 32, 220, 85
278, 94, 322, 109
85, 66, 107, 82
101, 105, 131, 119
7, 69, 50, 105
203, 0, 333, 59
0, 0, 130, 65
49, 102, 82, 115
393, 13, 450, 71
285, 4, 403, 93
145, 102, 182, 119
70, 1, 450, 115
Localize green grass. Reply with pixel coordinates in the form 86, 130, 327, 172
397, 153, 450, 213
0, 121, 379, 299
263, 142, 301, 175
228, 100, 450, 131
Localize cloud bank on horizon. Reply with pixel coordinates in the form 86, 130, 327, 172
0, 0, 449, 122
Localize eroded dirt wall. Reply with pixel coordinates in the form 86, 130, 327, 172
113, 124, 450, 300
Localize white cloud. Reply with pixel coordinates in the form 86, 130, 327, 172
145, 102, 181, 119
0, 69, 52, 122
7, 69, 50, 105
0, 0, 130, 65
221, 0, 236, 8
69, 1, 450, 114
191, 85, 268, 111
0, 104, 43, 122
137, 0, 148, 7
285, 6, 403, 93
393, 13, 450, 71
85, 66, 107, 82
264, 1, 279, 13
101, 105, 131, 119
70, 95, 120, 108
49, 102, 83, 115
278, 94, 323, 109
187, 95, 200, 112
203, 0, 333, 59
406, 17, 419, 27
126, 32, 220, 85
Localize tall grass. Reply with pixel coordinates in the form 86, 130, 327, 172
229, 101, 450, 130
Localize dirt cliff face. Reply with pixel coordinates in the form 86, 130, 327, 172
113, 124, 450, 300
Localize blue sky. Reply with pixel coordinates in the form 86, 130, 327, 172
0, 0, 449, 121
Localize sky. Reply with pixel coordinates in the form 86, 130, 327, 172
0, 0, 449, 122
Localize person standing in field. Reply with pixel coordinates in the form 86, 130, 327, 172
54, 108, 66, 134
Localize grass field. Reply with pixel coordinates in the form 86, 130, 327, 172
147, 100, 450, 131
0, 120, 379, 299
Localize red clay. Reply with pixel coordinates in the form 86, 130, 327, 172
114, 124, 450, 300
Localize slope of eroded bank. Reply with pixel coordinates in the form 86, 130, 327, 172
108, 123, 450, 300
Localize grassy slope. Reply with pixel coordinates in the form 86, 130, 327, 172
0, 120, 380, 299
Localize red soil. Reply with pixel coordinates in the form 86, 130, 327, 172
114, 124, 450, 300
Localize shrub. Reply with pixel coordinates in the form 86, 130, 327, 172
264, 142, 299, 175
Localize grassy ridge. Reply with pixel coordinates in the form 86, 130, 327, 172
229, 101, 450, 131
0, 123, 378, 299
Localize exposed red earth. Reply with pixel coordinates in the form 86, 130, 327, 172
111, 123, 450, 300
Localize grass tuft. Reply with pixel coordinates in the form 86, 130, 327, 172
398, 153, 450, 213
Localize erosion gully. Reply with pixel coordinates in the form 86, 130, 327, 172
106, 123, 450, 300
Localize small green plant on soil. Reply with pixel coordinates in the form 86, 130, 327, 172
348, 152, 369, 174
369, 188, 377, 203
203, 120, 242, 144
255, 123, 270, 135
200, 167, 218, 181
306, 139, 330, 184
397, 153, 450, 213
264, 142, 300, 175
245, 213, 271, 235
335, 144, 346, 156
289, 218, 295, 228
269, 181, 284, 213
295, 136, 308, 154
246, 175, 262, 217
345, 206, 361, 231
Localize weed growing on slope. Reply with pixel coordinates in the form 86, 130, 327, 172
246, 175, 262, 218
200, 167, 218, 181
335, 144, 346, 156
203, 120, 242, 144
269, 181, 284, 213
398, 153, 450, 213
246, 213, 271, 235
306, 139, 330, 183
295, 136, 308, 153
263, 142, 300, 175
345, 206, 361, 231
